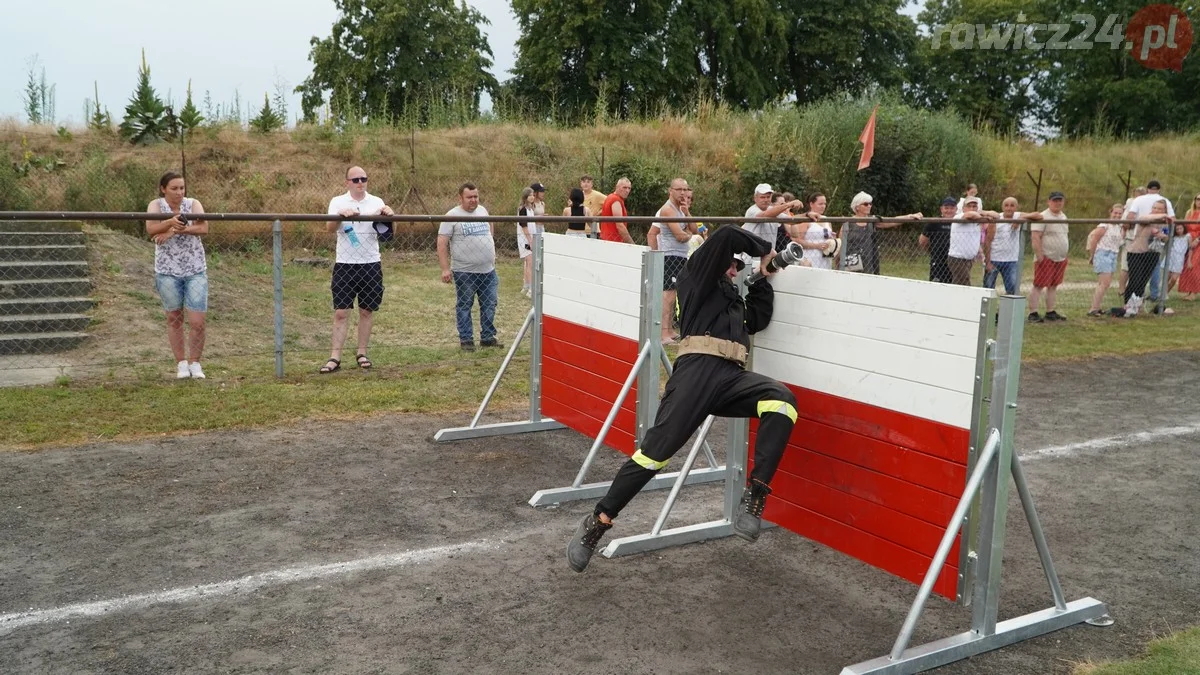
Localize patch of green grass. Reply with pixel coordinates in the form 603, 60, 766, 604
0, 351, 531, 449
1074, 627, 1200, 675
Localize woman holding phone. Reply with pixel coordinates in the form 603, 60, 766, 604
145, 171, 210, 379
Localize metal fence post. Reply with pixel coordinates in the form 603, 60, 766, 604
272, 219, 284, 379
529, 232, 544, 422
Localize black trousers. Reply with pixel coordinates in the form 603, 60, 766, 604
1125, 251, 1160, 303
596, 354, 798, 519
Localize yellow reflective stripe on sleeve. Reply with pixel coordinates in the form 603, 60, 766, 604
757, 400, 798, 423
631, 449, 670, 471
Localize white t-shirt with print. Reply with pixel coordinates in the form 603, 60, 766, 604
328, 192, 386, 264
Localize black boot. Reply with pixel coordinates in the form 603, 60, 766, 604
566, 513, 613, 573
732, 479, 771, 543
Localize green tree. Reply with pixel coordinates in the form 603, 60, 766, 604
908, 0, 1050, 133
296, 0, 497, 124
1034, 0, 1200, 137
23, 61, 42, 124
662, 0, 790, 109
779, 0, 918, 105
86, 82, 113, 132
249, 93, 285, 133
119, 50, 169, 144
508, 0, 671, 121
179, 80, 204, 133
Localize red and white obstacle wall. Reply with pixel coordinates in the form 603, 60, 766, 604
437, 232, 1109, 674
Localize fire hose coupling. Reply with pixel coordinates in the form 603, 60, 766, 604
746, 242, 804, 285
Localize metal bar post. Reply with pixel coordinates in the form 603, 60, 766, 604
272, 219, 284, 378
530, 233, 545, 422
1011, 454, 1068, 611
960, 296, 997, 604
636, 251, 664, 447
890, 429, 1001, 660
469, 309, 534, 428
651, 415, 716, 535
572, 341, 653, 487
970, 294, 1026, 637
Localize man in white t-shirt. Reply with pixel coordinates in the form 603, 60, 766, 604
438, 182, 500, 351
1125, 179, 1174, 301
320, 165, 394, 373
983, 197, 1042, 294
741, 183, 801, 268
946, 197, 997, 286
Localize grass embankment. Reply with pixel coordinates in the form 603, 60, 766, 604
1074, 627, 1200, 675
4, 113, 1199, 227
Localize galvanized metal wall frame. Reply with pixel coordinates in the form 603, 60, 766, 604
841, 295, 1109, 675
433, 234, 565, 442
527, 250, 725, 508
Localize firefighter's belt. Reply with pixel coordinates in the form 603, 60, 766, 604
677, 335, 748, 366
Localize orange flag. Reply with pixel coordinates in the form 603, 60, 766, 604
857, 106, 878, 171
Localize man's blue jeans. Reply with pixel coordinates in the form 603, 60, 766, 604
453, 270, 498, 343
982, 261, 1020, 295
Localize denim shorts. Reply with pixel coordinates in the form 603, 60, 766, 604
1092, 249, 1118, 275
155, 271, 209, 312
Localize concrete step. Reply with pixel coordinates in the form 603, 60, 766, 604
0, 278, 93, 299
0, 261, 90, 281
0, 245, 89, 262
0, 231, 87, 247
0, 313, 91, 335
0, 331, 89, 355
0, 296, 95, 316
0, 221, 84, 233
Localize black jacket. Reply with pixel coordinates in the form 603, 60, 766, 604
676, 226, 775, 351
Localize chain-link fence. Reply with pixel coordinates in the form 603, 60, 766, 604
2, 203, 1199, 385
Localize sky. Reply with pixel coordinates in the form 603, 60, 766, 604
0, 0, 523, 126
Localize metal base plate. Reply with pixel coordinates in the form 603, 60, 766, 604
528, 465, 726, 507
433, 419, 565, 442
840, 597, 1108, 675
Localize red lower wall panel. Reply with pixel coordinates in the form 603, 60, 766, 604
750, 383, 971, 600
541, 316, 641, 456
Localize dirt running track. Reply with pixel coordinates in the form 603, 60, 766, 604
2, 351, 1199, 674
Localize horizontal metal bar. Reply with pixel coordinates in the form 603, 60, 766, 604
528, 465, 725, 507
433, 419, 565, 443
841, 597, 1108, 675
602, 520, 734, 558
4, 211, 1191, 226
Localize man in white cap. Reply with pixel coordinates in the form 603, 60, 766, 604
742, 184, 802, 268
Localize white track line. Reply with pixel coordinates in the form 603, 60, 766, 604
1023, 423, 1200, 461
0, 539, 498, 636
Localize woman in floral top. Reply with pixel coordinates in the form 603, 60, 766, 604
144, 171, 210, 379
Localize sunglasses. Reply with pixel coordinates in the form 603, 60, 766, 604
349, 176, 368, 184
861, 202, 873, 206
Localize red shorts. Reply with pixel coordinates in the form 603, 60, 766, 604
1033, 258, 1067, 288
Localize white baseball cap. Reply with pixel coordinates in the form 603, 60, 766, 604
754, 183, 773, 195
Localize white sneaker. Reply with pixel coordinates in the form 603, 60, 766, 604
188, 362, 206, 379
176, 360, 191, 379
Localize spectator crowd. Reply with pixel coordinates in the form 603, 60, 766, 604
143, 168, 1200, 376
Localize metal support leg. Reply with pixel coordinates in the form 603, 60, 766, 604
651, 416, 716, 535
1011, 454, 1067, 611
435, 234, 565, 442
571, 341, 652, 488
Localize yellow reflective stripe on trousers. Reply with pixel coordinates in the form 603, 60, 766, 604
757, 400, 798, 423
632, 449, 669, 471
